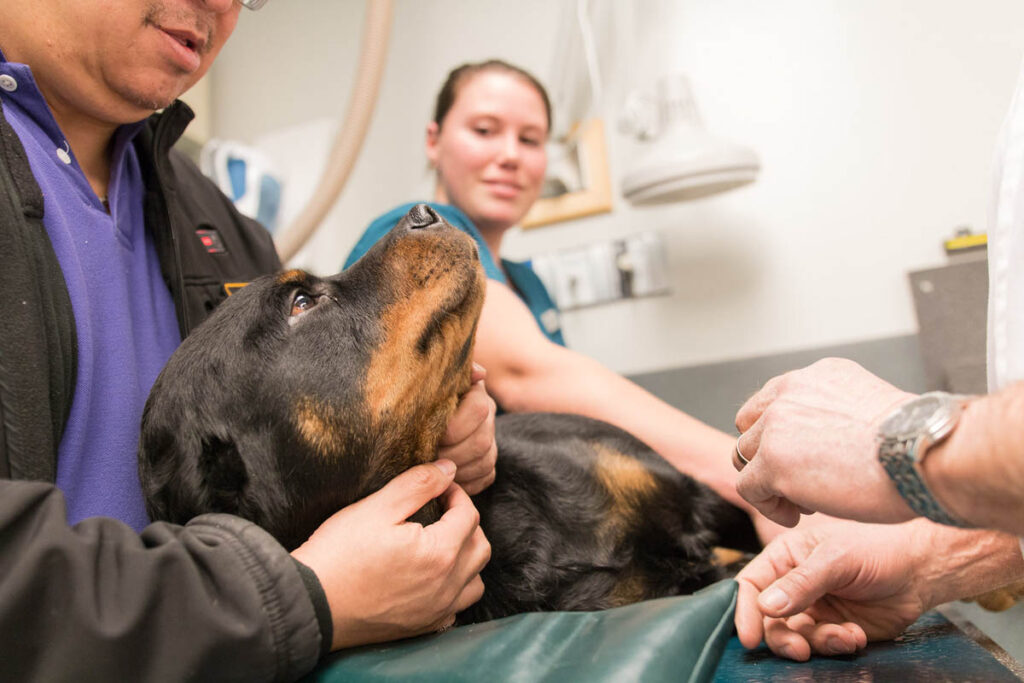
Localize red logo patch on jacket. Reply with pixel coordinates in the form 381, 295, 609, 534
196, 228, 226, 254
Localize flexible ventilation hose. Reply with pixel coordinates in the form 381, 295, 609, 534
274, 0, 393, 262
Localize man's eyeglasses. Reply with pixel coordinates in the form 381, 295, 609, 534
238, 0, 268, 10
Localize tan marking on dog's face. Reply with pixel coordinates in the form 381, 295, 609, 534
276, 269, 307, 286
361, 234, 484, 466
293, 396, 345, 459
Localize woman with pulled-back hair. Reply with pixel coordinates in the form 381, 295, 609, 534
346, 59, 779, 540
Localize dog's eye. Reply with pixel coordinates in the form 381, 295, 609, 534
290, 293, 317, 317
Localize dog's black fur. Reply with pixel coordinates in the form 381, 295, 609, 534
140, 204, 757, 623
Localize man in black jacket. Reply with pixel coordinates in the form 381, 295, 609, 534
0, 1, 495, 680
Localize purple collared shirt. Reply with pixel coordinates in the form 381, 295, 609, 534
0, 52, 180, 531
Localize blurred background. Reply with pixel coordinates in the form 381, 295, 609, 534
182, 0, 1024, 379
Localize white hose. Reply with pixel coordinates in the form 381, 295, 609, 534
576, 0, 603, 111
274, 0, 394, 262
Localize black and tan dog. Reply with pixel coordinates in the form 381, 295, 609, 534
139, 204, 756, 624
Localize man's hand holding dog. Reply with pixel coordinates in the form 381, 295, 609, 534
439, 363, 498, 495
291, 459, 491, 650
734, 358, 915, 527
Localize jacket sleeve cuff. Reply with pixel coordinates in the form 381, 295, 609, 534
187, 514, 324, 679
292, 558, 334, 657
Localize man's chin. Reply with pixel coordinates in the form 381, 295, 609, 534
112, 80, 187, 118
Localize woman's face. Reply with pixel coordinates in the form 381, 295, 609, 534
426, 70, 549, 234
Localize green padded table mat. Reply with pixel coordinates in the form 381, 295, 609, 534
305, 578, 738, 683
305, 581, 1023, 682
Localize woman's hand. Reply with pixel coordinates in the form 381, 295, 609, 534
439, 364, 498, 495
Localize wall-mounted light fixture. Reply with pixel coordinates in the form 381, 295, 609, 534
620, 73, 759, 205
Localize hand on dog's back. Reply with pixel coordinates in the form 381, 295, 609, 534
290, 459, 491, 650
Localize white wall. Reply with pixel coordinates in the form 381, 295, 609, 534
211, 0, 1024, 375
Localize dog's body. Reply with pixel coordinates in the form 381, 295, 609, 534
140, 204, 755, 623
464, 412, 753, 623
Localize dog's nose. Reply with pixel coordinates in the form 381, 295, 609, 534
406, 203, 440, 230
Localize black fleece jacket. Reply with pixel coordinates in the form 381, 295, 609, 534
0, 100, 329, 681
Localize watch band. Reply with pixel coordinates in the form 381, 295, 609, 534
878, 437, 972, 528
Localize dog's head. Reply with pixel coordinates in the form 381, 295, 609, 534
140, 204, 485, 549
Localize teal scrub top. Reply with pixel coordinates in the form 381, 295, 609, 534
345, 202, 565, 346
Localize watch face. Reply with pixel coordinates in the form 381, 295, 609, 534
880, 394, 946, 439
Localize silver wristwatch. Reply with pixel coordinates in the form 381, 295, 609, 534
876, 391, 972, 527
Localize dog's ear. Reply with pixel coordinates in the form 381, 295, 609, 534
140, 422, 251, 525
197, 434, 249, 516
